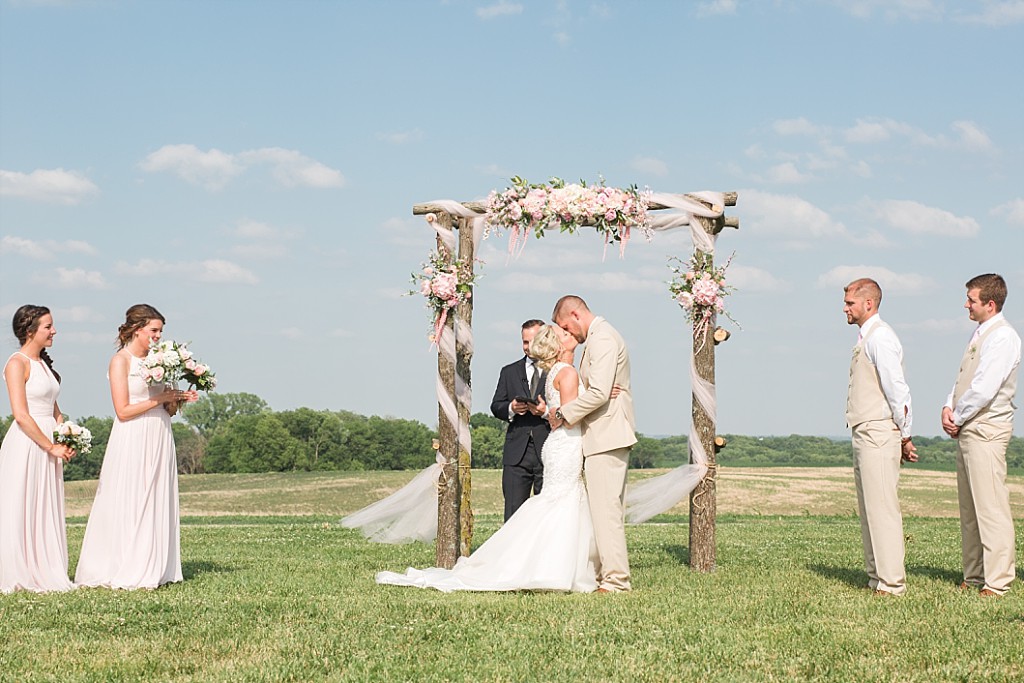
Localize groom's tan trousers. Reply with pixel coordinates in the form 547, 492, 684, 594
585, 447, 631, 592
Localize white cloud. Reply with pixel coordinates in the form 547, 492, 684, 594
140, 144, 345, 190
238, 147, 345, 188
376, 129, 423, 145
772, 117, 823, 137
832, 0, 944, 21
232, 219, 281, 240
139, 144, 243, 190
697, 0, 737, 16
0, 168, 98, 204
45, 267, 109, 290
844, 117, 993, 151
816, 265, 936, 293
1, 235, 50, 260
58, 331, 113, 345
476, 1, 523, 19
739, 189, 849, 240
553, 31, 571, 46
764, 162, 814, 184
991, 198, 1024, 225
955, 1, 1024, 25
872, 199, 980, 237
630, 156, 669, 177
950, 120, 993, 151
1, 236, 98, 260
727, 265, 790, 292
115, 258, 258, 285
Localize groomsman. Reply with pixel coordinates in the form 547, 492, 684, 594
490, 319, 550, 521
843, 278, 917, 596
941, 273, 1021, 597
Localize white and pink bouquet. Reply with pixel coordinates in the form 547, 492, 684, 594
141, 340, 216, 392
485, 176, 650, 258
54, 421, 92, 455
668, 251, 739, 339
409, 250, 479, 345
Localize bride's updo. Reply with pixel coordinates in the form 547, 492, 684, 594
528, 325, 563, 371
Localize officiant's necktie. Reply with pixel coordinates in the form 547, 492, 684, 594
529, 366, 540, 399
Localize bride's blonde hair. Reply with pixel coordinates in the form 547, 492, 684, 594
528, 325, 563, 371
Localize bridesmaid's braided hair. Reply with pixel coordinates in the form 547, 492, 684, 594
11, 304, 61, 383
116, 304, 166, 349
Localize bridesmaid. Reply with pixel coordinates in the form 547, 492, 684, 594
75, 304, 195, 589
0, 305, 76, 593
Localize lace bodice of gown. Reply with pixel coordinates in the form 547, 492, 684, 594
540, 362, 584, 497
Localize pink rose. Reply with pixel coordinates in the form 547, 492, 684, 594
193, 364, 208, 376
605, 209, 617, 221
150, 366, 165, 382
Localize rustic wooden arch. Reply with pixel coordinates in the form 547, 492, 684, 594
412, 191, 739, 572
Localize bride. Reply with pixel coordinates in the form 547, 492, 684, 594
376, 324, 598, 592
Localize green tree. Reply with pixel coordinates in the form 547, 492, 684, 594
278, 408, 347, 470
182, 392, 269, 438
204, 413, 303, 473
62, 416, 113, 481
172, 422, 207, 474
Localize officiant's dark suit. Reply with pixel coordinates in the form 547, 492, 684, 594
490, 320, 550, 521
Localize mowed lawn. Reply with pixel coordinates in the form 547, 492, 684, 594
1, 468, 1022, 682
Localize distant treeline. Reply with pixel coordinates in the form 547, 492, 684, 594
2, 392, 1021, 480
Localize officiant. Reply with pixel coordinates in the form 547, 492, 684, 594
490, 319, 550, 521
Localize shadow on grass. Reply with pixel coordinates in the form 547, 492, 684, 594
662, 544, 691, 565
807, 563, 863, 589
906, 564, 961, 584
182, 560, 237, 580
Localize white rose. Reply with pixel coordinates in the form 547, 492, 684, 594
70, 423, 82, 436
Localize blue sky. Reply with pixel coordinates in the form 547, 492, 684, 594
1, 0, 1022, 437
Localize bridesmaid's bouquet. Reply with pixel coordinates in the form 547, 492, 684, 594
54, 421, 92, 455
141, 340, 217, 392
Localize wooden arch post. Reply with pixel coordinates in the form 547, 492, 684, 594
688, 192, 737, 573
414, 208, 476, 569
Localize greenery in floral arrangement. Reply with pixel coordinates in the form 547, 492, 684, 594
485, 176, 650, 255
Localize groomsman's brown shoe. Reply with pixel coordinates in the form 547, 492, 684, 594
957, 581, 976, 591
596, 587, 613, 594
979, 588, 1003, 597
872, 589, 896, 597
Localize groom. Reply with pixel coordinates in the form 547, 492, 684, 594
551, 295, 636, 593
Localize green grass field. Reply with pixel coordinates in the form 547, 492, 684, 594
4, 468, 1023, 682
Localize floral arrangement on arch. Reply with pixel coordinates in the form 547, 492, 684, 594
410, 249, 480, 345
668, 251, 739, 340
485, 176, 651, 258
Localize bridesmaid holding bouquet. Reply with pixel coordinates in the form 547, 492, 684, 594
75, 304, 196, 589
0, 305, 76, 593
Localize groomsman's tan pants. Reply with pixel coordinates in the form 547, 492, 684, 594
585, 447, 631, 592
852, 420, 906, 595
957, 422, 1016, 595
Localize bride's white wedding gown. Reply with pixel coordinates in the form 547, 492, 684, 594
376, 362, 598, 592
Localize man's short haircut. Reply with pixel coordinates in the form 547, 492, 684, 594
552, 295, 589, 322
844, 278, 883, 307
966, 273, 1008, 311
521, 319, 545, 330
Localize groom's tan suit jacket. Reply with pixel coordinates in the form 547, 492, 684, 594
559, 317, 637, 456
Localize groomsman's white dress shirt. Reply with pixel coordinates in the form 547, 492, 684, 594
945, 312, 1022, 425
859, 315, 913, 437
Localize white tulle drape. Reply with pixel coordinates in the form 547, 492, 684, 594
340, 452, 445, 543
342, 192, 726, 542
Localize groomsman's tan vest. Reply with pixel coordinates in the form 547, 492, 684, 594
953, 319, 1019, 428
846, 322, 894, 428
